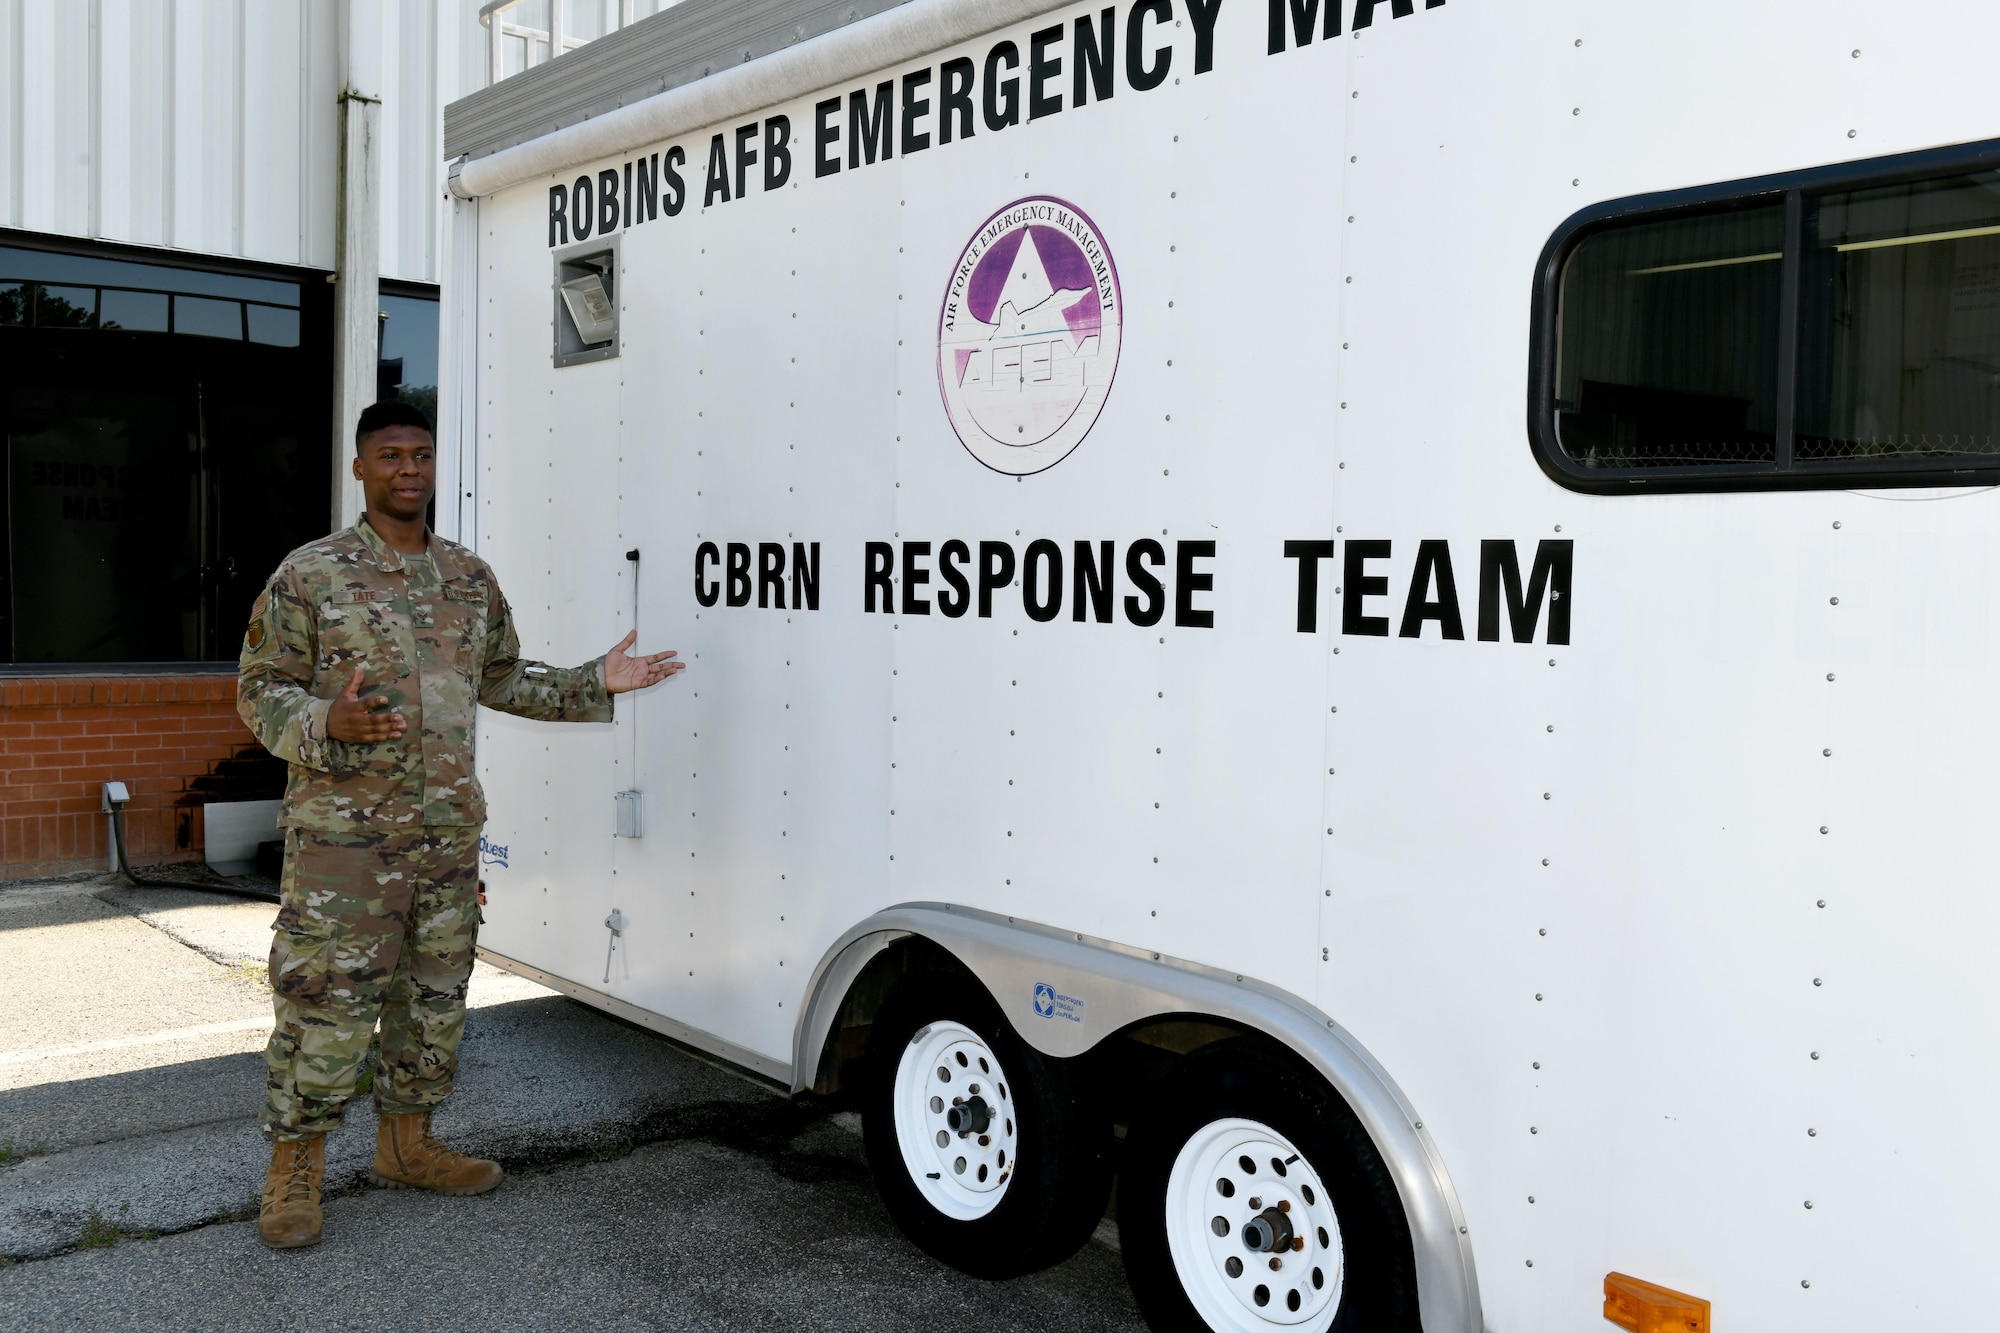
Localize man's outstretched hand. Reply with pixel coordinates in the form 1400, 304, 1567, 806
604, 630, 685, 694
326, 665, 408, 743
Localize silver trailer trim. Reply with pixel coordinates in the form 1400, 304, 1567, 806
792, 903, 1484, 1333
448, 0, 1074, 200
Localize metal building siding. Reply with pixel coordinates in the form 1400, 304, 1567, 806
0, 0, 451, 283
381, 0, 441, 283
446, 0, 491, 118
14, 1, 89, 238
181, 0, 241, 257
98, 0, 169, 249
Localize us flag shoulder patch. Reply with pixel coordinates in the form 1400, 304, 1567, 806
245, 591, 270, 652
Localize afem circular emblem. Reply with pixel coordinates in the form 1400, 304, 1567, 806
936, 197, 1123, 475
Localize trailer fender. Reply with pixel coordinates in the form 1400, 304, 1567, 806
792, 902, 1482, 1333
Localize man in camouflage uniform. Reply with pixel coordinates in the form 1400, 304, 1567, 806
238, 399, 682, 1249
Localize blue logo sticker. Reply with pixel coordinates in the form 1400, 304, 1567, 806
1032, 982, 1084, 1024
479, 835, 509, 869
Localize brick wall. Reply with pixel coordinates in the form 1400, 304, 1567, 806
0, 673, 281, 880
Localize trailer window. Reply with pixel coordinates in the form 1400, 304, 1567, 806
1555, 205, 1783, 468
1798, 172, 2000, 464
1534, 141, 2000, 491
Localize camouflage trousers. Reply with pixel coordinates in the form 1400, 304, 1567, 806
261, 824, 481, 1142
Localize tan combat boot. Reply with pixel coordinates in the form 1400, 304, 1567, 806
370, 1111, 504, 1195
258, 1136, 325, 1250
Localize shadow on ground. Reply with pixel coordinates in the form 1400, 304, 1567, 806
0, 877, 1147, 1331
0, 1110, 1146, 1333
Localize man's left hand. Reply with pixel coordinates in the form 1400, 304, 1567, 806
603, 630, 685, 694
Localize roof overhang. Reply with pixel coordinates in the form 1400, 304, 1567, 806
447, 0, 1071, 200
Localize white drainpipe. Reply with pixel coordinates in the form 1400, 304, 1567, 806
333, 0, 382, 531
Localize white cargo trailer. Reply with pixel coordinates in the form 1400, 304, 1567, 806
439, 1, 2000, 1328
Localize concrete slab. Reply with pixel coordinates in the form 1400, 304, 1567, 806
0, 990, 769, 1262
0, 875, 764, 1261
96, 882, 278, 970
0, 880, 269, 1076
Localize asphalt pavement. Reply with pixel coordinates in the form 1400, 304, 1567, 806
0, 874, 1145, 1331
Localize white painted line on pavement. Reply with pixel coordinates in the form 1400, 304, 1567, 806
0, 1016, 272, 1066
0, 963, 553, 1069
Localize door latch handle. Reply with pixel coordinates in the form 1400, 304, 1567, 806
603, 908, 625, 984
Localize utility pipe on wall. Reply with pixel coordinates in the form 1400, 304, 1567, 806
332, 0, 383, 531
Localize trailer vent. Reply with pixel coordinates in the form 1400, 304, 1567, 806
553, 238, 618, 367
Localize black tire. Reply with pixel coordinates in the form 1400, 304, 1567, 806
860, 975, 1113, 1279
1119, 1039, 1420, 1333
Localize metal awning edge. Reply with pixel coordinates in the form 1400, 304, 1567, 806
449, 0, 1074, 200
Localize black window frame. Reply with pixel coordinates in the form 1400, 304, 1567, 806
0, 228, 334, 670
1529, 136, 2000, 494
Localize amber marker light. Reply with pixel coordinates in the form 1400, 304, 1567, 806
1603, 1272, 1710, 1333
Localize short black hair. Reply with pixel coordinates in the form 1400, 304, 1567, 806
355, 399, 433, 452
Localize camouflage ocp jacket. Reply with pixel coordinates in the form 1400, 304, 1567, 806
238, 517, 612, 831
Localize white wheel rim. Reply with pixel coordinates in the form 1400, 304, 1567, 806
892, 1020, 1019, 1220
1165, 1117, 1344, 1330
